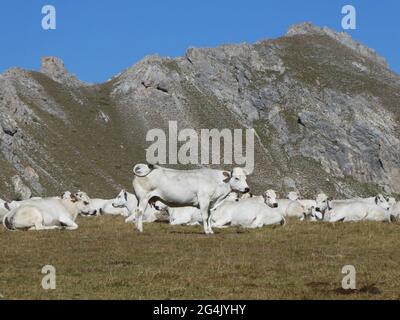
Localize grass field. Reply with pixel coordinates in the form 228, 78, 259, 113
0, 217, 399, 300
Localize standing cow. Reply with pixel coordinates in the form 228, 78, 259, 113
132, 164, 250, 234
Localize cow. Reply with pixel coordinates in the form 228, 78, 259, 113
314, 193, 392, 223
153, 201, 202, 226
84, 196, 129, 217
211, 191, 285, 229
2, 191, 91, 231
132, 164, 250, 234
111, 190, 158, 223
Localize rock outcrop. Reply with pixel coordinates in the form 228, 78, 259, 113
11, 175, 31, 200
41, 56, 84, 87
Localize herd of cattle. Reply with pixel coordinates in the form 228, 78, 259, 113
1, 163, 399, 234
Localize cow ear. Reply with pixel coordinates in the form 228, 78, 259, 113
262, 191, 267, 198
124, 191, 128, 201
70, 194, 78, 203
375, 196, 378, 204
4, 202, 10, 210
223, 171, 231, 183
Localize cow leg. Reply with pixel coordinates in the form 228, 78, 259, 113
211, 214, 230, 228
59, 216, 79, 230
29, 214, 61, 231
329, 211, 346, 223
125, 212, 137, 223
206, 210, 215, 234
136, 197, 150, 233
29, 225, 61, 231
187, 221, 201, 226
170, 217, 191, 226
199, 200, 212, 235
250, 215, 263, 228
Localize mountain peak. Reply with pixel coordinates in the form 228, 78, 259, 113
286, 22, 388, 68
40, 56, 85, 86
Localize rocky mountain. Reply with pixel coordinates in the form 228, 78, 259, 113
1, 22, 399, 201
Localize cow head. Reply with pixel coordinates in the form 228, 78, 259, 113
374, 194, 390, 211
112, 190, 129, 209
239, 192, 254, 199
153, 200, 168, 211
60, 191, 72, 200
224, 168, 250, 194
70, 191, 93, 215
263, 190, 278, 208
315, 193, 331, 215
308, 206, 324, 221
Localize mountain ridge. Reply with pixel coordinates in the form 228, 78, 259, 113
1, 23, 399, 201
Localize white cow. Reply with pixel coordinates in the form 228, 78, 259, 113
132, 164, 250, 234
84, 196, 129, 217
211, 190, 285, 229
315, 193, 391, 223
111, 190, 158, 223
3, 191, 92, 231
330, 195, 391, 207
154, 201, 202, 226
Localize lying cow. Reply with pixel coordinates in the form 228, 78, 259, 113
3, 191, 91, 231
211, 190, 285, 229
153, 201, 202, 226
84, 195, 129, 217
330, 194, 391, 207
111, 190, 158, 223
132, 164, 250, 234
315, 193, 392, 223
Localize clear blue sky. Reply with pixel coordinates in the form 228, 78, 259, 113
0, 0, 398, 83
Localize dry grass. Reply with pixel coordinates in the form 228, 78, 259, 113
0, 217, 399, 300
